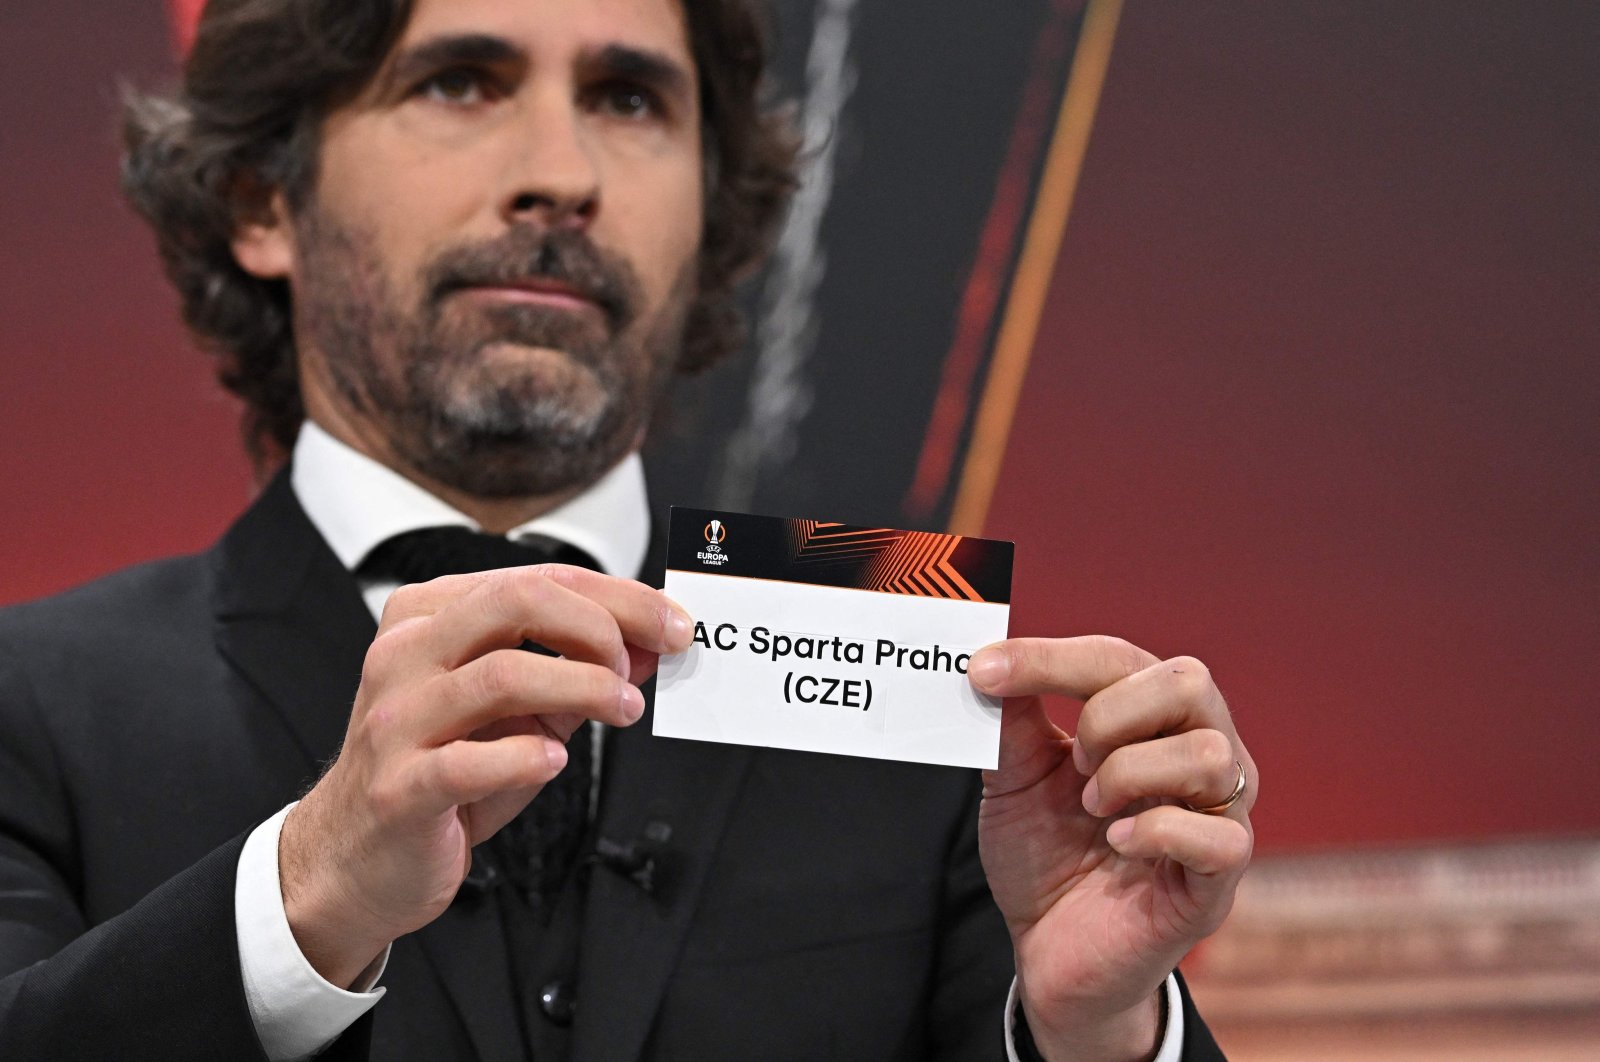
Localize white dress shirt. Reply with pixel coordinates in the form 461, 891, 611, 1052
234, 421, 1181, 1061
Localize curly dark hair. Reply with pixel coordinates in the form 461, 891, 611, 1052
122, 0, 798, 471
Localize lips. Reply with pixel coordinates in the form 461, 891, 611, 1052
461, 277, 599, 307
423, 229, 637, 331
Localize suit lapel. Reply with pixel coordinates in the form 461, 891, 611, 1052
212, 471, 374, 770
211, 470, 524, 1062
411, 897, 530, 1062
571, 704, 754, 1061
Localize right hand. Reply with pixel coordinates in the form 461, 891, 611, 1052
278, 564, 693, 987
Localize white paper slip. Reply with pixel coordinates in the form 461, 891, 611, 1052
654, 507, 1013, 770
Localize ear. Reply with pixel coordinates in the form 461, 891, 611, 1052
230, 186, 296, 280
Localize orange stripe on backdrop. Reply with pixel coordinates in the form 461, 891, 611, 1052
905, 0, 1088, 518
947, 0, 1124, 537
166, 0, 207, 55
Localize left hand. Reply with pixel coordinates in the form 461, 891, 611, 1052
968, 636, 1256, 1061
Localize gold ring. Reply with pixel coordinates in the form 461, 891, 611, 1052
1185, 761, 1246, 815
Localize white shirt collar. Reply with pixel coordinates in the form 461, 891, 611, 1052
289, 420, 651, 580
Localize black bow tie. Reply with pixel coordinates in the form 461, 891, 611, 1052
360, 525, 601, 919
359, 525, 601, 585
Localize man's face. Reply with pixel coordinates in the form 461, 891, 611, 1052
262, 0, 704, 497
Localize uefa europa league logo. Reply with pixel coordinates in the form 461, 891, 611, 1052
697, 518, 730, 566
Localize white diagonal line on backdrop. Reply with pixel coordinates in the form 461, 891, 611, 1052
715, 0, 861, 510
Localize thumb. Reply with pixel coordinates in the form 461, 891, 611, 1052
983, 693, 1073, 797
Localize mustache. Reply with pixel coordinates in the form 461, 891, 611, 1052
422, 227, 641, 330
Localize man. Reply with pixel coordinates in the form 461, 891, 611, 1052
0, 0, 1256, 1058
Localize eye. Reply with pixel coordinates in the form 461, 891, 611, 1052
417, 67, 495, 106
594, 81, 662, 121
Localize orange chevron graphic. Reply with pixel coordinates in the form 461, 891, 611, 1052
789, 521, 902, 564
858, 531, 985, 602
778, 518, 994, 601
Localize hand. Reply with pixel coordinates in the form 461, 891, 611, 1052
969, 636, 1256, 1062
279, 565, 694, 988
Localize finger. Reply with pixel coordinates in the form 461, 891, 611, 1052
464, 723, 600, 843
1105, 804, 1253, 880
464, 783, 543, 847
361, 578, 490, 689
983, 695, 1074, 798
366, 571, 610, 691
425, 568, 636, 674
437, 566, 695, 675
1075, 655, 1235, 775
408, 732, 568, 818
968, 636, 1159, 701
375, 572, 485, 632
1081, 729, 1239, 817
378, 566, 694, 649
626, 644, 662, 687
536, 566, 695, 656
435, 650, 645, 741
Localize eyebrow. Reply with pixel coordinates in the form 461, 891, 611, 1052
387, 33, 527, 89
383, 35, 695, 105
587, 43, 694, 103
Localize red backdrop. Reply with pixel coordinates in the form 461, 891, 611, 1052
2, 1, 1596, 852
988, 1, 1600, 848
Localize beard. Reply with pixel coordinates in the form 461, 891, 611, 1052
291, 208, 690, 497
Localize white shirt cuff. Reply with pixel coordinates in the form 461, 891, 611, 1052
1004, 973, 1184, 1061
236, 803, 390, 1062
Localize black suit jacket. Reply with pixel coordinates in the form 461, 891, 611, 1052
0, 473, 1221, 1060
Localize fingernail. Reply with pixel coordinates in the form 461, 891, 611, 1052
1072, 737, 1092, 777
662, 606, 693, 651
1106, 818, 1134, 848
546, 741, 569, 772
967, 648, 1009, 691
1081, 776, 1101, 815
620, 683, 645, 722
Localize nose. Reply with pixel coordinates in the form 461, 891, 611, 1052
501, 93, 600, 230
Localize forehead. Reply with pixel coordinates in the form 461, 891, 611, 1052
394, 0, 693, 64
